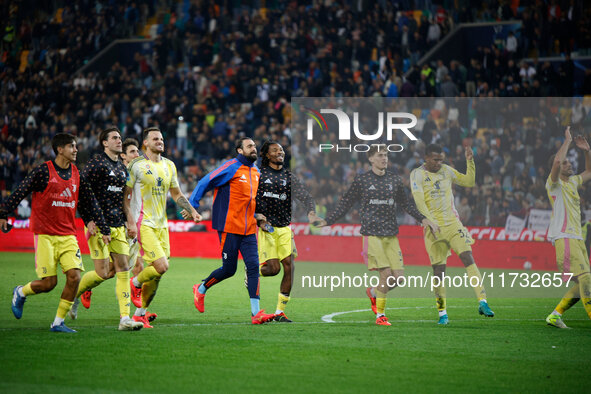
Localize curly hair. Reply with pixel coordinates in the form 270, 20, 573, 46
260, 140, 281, 167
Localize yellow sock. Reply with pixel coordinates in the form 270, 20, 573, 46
434, 284, 447, 312
137, 265, 161, 284
142, 277, 160, 308
22, 283, 36, 296
276, 293, 290, 314
56, 299, 74, 319
577, 273, 591, 320
115, 271, 131, 317
77, 271, 105, 297
376, 289, 387, 315
555, 283, 580, 315
466, 264, 487, 300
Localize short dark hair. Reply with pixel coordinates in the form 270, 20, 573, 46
143, 127, 161, 141
368, 144, 386, 159
122, 138, 139, 155
52, 133, 76, 155
235, 137, 254, 153
426, 144, 443, 156
98, 126, 120, 150
260, 140, 280, 167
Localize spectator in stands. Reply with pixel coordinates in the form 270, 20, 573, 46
440, 75, 459, 97
457, 196, 472, 224
506, 31, 518, 56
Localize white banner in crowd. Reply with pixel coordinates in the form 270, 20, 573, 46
505, 214, 526, 236
527, 209, 551, 232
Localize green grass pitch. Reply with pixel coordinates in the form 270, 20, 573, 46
0, 252, 589, 393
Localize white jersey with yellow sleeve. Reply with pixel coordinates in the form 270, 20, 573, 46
126, 156, 179, 229
410, 159, 475, 227
546, 174, 583, 243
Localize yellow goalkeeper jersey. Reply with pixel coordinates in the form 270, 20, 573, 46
126, 156, 179, 229
410, 159, 475, 227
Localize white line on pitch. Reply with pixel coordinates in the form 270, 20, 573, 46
321, 305, 554, 323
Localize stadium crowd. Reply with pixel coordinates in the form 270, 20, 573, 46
2, 0, 591, 228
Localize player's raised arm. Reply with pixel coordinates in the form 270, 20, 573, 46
550, 126, 572, 184
574, 134, 591, 183
449, 145, 475, 188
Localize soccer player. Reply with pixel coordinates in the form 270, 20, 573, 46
126, 127, 201, 328
319, 144, 438, 326
120, 138, 157, 323
255, 140, 323, 322
69, 127, 143, 331
69, 139, 154, 316
545, 127, 591, 328
0, 133, 110, 333
410, 144, 494, 325
120, 138, 144, 278
189, 137, 275, 324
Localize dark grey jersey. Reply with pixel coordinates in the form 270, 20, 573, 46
325, 170, 425, 236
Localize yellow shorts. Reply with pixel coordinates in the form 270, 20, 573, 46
86, 226, 129, 260
258, 226, 296, 262
139, 225, 170, 264
34, 234, 83, 278
424, 222, 474, 265
555, 238, 591, 279
362, 236, 404, 271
